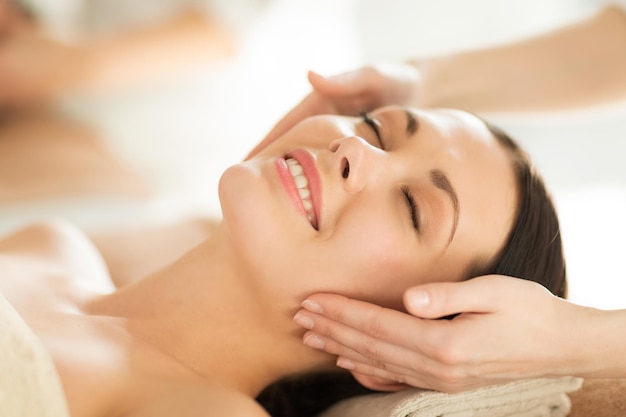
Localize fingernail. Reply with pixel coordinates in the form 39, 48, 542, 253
302, 299, 323, 314
406, 289, 430, 310
309, 70, 324, 79
303, 334, 325, 349
337, 357, 356, 370
293, 312, 315, 329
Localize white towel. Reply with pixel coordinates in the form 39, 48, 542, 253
320, 376, 583, 417
0, 294, 70, 417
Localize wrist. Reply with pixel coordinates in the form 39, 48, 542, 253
410, 52, 493, 111
400, 59, 428, 108
584, 308, 626, 378
560, 302, 626, 378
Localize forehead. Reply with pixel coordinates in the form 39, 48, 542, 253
418, 109, 496, 148
419, 109, 519, 269
415, 109, 513, 180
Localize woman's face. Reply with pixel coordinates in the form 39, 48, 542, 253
219, 106, 518, 310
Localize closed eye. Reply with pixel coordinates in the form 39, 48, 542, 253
360, 112, 384, 149
401, 186, 420, 232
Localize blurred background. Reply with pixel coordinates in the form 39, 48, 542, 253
1, 0, 624, 308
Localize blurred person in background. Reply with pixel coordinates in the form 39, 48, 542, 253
0, 0, 264, 106
0, 0, 266, 209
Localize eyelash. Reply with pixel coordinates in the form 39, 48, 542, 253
360, 112, 419, 233
360, 112, 384, 149
401, 186, 420, 232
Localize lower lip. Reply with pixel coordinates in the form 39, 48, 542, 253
275, 158, 308, 220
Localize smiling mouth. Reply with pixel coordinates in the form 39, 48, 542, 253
285, 157, 318, 229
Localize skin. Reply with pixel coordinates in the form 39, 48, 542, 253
0, 107, 518, 416
229, 106, 518, 308
253, 5, 626, 393
294, 280, 626, 393
415, 5, 626, 112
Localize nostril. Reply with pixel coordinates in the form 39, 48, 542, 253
341, 158, 350, 179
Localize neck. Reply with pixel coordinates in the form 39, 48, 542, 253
87, 223, 335, 397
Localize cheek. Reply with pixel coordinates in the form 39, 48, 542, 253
255, 117, 349, 157
219, 162, 264, 227
321, 212, 425, 308
218, 163, 264, 262
218, 162, 300, 274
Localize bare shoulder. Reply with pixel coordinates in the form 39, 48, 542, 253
131, 383, 270, 417
0, 219, 113, 291
0, 218, 103, 264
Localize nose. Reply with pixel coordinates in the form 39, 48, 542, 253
329, 136, 383, 195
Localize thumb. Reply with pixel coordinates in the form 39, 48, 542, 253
308, 68, 373, 98
403, 276, 507, 319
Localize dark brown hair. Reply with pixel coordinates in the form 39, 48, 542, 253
257, 123, 567, 416
482, 122, 566, 297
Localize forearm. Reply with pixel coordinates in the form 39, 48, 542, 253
569, 306, 626, 379
76, 11, 234, 93
414, 6, 626, 112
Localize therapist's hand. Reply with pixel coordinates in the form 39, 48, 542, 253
246, 63, 422, 158
293, 275, 592, 393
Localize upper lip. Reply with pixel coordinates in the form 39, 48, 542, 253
286, 149, 322, 229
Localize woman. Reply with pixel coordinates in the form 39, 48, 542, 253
0, 105, 565, 417
256, 4, 626, 397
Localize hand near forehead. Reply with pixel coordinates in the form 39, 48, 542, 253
293, 275, 607, 393
246, 63, 422, 159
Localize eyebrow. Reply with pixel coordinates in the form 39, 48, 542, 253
430, 169, 459, 245
405, 109, 419, 136
402, 109, 458, 243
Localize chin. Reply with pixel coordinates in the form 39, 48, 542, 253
219, 161, 263, 236
218, 160, 293, 276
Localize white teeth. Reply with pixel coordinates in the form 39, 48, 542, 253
286, 157, 316, 227
287, 159, 303, 176
293, 175, 308, 189
298, 187, 310, 200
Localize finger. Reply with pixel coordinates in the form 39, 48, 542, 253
343, 354, 506, 394
299, 318, 425, 373
349, 369, 413, 392
343, 355, 489, 393
308, 68, 375, 98
295, 302, 484, 390
302, 294, 434, 348
403, 275, 513, 318
303, 331, 446, 389
245, 92, 327, 159
342, 361, 432, 391
296, 297, 447, 368
301, 328, 436, 387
